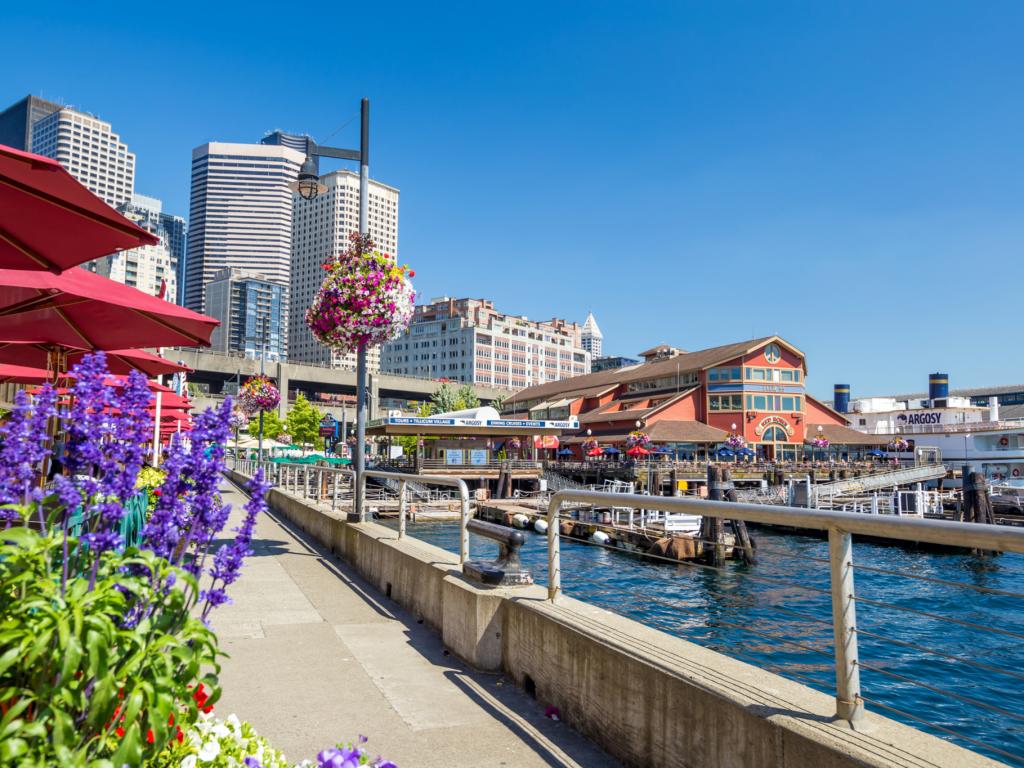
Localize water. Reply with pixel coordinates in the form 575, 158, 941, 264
383, 519, 1024, 765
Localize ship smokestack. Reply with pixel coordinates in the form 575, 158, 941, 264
834, 384, 850, 414
929, 373, 948, 407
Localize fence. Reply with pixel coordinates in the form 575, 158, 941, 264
543, 489, 1024, 762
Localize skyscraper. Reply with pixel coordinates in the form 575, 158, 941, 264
205, 267, 287, 362
581, 312, 603, 359
290, 169, 399, 371
0, 95, 61, 150
30, 106, 135, 207
183, 142, 303, 314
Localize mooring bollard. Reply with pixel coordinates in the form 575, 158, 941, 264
463, 519, 533, 586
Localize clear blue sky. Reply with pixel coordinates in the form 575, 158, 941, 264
5, 1, 1023, 398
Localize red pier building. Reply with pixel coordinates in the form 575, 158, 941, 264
504, 336, 875, 460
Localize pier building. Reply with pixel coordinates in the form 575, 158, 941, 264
504, 336, 880, 460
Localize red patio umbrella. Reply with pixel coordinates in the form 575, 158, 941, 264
626, 445, 651, 457
586, 447, 603, 457
0, 267, 218, 352
0, 362, 53, 383
0, 144, 158, 272
0, 342, 190, 378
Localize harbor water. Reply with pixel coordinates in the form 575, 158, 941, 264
384, 519, 1024, 765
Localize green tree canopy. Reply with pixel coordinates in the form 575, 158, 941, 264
429, 383, 460, 414
248, 408, 286, 440
285, 393, 323, 448
455, 385, 480, 410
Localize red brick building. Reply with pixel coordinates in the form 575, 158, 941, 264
504, 336, 874, 460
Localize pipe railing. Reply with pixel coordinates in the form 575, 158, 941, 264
544, 488, 1024, 727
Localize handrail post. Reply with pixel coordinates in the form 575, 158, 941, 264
546, 494, 562, 601
828, 527, 864, 725
332, 470, 339, 511
458, 479, 470, 563
303, 467, 310, 498
398, 479, 407, 539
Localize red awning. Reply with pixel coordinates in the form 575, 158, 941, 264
0, 267, 218, 350
0, 362, 53, 383
0, 144, 159, 272
0, 342, 190, 377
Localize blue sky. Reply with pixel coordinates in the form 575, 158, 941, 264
4, 1, 1023, 398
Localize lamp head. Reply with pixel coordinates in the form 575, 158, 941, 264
292, 156, 326, 200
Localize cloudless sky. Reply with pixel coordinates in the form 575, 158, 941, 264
4, 1, 1023, 398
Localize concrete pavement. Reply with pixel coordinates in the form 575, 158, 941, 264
212, 480, 620, 768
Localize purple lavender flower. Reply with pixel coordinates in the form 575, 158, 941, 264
0, 384, 56, 520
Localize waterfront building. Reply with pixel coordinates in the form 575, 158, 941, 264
29, 105, 135, 207
290, 169, 399, 372
183, 142, 303, 315
592, 355, 641, 372
379, 297, 590, 387
581, 312, 603, 359
0, 94, 61, 150
504, 336, 874, 460
840, 376, 1024, 484
205, 267, 287, 362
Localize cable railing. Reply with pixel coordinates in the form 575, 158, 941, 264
541, 489, 1024, 764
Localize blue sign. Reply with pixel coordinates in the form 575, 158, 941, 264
390, 417, 456, 425
470, 449, 488, 466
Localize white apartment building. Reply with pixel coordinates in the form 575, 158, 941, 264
93, 240, 175, 299
380, 298, 590, 388
30, 107, 135, 207
581, 312, 603, 358
183, 142, 303, 315
290, 169, 399, 372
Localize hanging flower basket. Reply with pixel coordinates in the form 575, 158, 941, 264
238, 375, 279, 414
725, 433, 746, 450
626, 430, 651, 449
229, 407, 248, 431
306, 232, 416, 353
506, 437, 522, 450
582, 439, 599, 453
888, 437, 910, 451
812, 436, 830, 449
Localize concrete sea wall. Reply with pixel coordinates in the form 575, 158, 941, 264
228, 470, 1001, 768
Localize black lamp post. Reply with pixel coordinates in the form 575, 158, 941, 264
290, 98, 371, 521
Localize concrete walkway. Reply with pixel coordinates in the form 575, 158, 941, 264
213, 481, 620, 768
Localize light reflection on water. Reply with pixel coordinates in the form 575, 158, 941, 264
383, 519, 1024, 765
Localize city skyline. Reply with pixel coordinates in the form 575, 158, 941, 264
3, 2, 1024, 398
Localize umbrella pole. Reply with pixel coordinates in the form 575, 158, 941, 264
152, 388, 162, 465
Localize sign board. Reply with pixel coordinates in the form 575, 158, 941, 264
533, 435, 560, 449
754, 415, 794, 437
469, 449, 488, 466
445, 449, 464, 465
319, 425, 336, 436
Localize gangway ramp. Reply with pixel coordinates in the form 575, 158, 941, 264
816, 464, 947, 496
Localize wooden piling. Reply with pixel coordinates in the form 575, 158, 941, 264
722, 468, 756, 565
963, 470, 997, 556
700, 465, 725, 565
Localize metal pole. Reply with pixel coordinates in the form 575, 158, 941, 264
547, 496, 562, 601
398, 479, 407, 538
352, 98, 370, 523
828, 528, 863, 724
258, 316, 266, 460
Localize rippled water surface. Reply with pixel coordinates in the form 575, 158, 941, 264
383, 518, 1024, 765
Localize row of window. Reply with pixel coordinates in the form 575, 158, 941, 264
708, 395, 804, 412
707, 366, 802, 383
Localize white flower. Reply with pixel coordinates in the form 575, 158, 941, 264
181, 756, 197, 768
226, 712, 242, 737
211, 720, 231, 739
198, 739, 221, 762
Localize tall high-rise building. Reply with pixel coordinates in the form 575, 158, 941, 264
127, 194, 187, 304
183, 142, 303, 315
380, 298, 590, 387
290, 169, 399, 371
89, 199, 175, 299
205, 268, 287, 361
581, 312, 603, 359
30, 106, 135, 207
0, 95, 61, 150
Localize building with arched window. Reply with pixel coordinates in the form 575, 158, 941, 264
504, 336, 882, 460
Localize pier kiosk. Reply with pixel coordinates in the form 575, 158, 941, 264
366, 406, 577, 495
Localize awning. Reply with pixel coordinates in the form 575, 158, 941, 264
366, 414, 578, 437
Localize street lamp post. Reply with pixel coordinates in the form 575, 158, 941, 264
258, 314, 267, 460
816, 424, 824, 463
292, 99, 372, 521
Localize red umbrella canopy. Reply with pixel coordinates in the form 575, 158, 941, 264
0, 362, 53, 383
0, 144, 158, 272
0, 342, 191, 377
626, 445, 651, 456
0, 267, 218, 350
587, 447, 603, 457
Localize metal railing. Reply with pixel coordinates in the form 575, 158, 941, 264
232, 457, 472, 563
543, 489, 1024, 730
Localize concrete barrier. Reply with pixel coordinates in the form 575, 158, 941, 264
229, 469, 1001, 768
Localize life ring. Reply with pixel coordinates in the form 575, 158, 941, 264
1014, 468, 1021, 477
1000, 436, 1009, 447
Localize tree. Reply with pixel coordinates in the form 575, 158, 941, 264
397, 402, 433, 456
455, 385, 480, 410
430, 383, 460, 415
248, 409, 286, 440
491, 393, 507, 414
286, 393, 323, 449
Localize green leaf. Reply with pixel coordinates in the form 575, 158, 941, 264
110, 721, 141, 767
